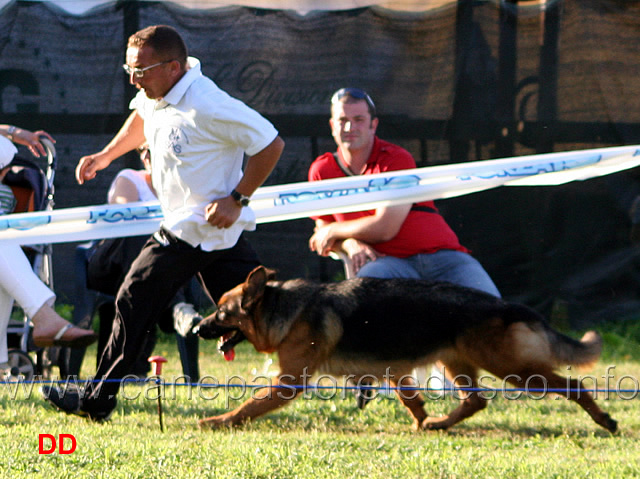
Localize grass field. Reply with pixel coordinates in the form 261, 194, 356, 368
1, 315, 639, 478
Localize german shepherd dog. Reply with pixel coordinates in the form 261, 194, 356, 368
195, 266, 617, 433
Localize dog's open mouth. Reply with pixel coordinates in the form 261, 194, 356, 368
217, 330, 246, 361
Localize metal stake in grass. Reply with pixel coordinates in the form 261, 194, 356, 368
148, 355, 168, 432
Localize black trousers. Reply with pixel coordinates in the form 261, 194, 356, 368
82, 229, 260, 415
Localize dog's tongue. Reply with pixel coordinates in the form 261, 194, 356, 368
223, 348, 235, 361
220, 332, 236, 361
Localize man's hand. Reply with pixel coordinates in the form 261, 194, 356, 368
309, 223, 339, 256
76, 110, 146, 185
205, 196, 242, 229
76, 154, 112, 185
341, 238, 381, 274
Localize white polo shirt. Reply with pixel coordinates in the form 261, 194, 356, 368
0, 136, 17, 169
131, 57, 278, 251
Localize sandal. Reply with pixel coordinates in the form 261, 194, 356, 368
33, 323, 98, 349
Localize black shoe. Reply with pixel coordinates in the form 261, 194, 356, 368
41, 385, 111, 423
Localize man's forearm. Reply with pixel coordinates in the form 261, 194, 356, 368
101, 111, 146, 161
235, 136, 285, 196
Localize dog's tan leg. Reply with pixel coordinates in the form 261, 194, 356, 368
198, 373, 305, 429
390, 376, 428, 431
516, 369, 618, 433
421, 393, 487, 431
421, 362, 487, 431
199, 321, 325, 430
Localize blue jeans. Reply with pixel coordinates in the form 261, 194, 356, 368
357, 249, 501, 297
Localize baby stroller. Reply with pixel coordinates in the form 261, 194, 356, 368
3, 137, 57, 381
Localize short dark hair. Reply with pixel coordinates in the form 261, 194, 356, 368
128, 25, 188, 66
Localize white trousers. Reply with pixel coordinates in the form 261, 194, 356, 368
0, 243, 55, 363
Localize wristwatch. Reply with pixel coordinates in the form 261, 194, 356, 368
230, 189, 250, 207
6, 125, 16, 141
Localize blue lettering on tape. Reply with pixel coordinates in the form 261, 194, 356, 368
0, 214, 51, 231
87, 204, 163, 224
275, 175, 420, 206
457, 156, 602, 181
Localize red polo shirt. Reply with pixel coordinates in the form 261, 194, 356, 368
308, 137, 468, 258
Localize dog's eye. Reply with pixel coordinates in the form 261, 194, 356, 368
218, 310, 227, 321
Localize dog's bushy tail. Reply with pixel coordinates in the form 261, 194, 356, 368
505, 303, 602, 371
548, 329, 603, 371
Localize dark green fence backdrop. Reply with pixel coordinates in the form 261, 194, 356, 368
2, 0, 640, 325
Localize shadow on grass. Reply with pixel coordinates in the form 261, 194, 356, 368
108, 387, 621, 438
444, 422, 618, 440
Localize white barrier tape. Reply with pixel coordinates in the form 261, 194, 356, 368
1, 145, 639, 246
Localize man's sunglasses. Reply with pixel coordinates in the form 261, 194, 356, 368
331, 87, 376, 116
123, 60, 174, 79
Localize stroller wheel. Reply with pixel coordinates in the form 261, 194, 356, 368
4, 349, 35, 382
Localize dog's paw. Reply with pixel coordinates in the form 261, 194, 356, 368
198, 416, 233, 430
421, 416, 450, 431
603, 414, 618, 434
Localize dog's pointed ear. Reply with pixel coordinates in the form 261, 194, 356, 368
241, 266, 275, 310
